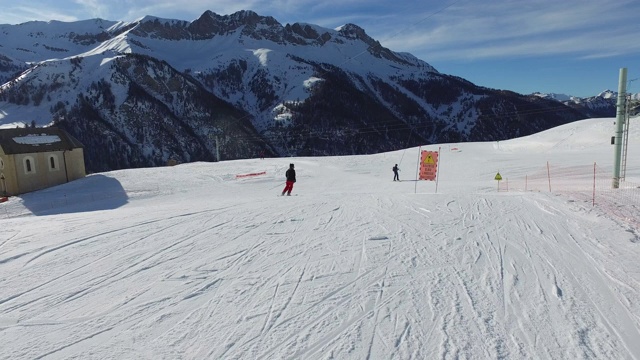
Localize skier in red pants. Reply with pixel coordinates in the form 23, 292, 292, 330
282, 163, 296, 196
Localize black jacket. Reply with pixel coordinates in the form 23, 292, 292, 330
286, 168, 296, 182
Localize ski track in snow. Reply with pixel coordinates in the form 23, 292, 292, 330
1, 118, 640, 359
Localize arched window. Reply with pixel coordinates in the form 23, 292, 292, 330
23, 156, 35, 174
48, 155, 59, 171
0, 157, 4, 170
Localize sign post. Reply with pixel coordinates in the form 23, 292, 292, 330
414, 146, 421, 194
495, 172, 502, 191
419, 151, 438, 180
415, 149, 440, 193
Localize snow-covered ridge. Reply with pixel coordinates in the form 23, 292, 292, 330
533, 89, 640, 102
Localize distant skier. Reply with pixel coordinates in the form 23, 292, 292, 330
282, 163, 296, 196
392, 164, 400, 181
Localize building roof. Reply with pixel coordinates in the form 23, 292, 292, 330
0, 127, 84, 155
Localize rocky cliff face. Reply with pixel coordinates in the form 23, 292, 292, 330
0, 11, 607, 172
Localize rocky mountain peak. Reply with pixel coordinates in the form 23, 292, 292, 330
336, 23, 414, 66
337, 23, 375, 45
187, 10, 282, 40
187, 10, 223, 39
598, 90, 616, 99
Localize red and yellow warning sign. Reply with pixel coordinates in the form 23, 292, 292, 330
419, 150, 438, 181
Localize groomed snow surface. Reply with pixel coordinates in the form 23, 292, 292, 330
1, 118, 640, 359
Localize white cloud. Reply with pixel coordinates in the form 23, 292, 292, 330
0, 5, 79, 23
73, 0, 110, 19
374, 0, 640, 61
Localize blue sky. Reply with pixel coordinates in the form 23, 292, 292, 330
1, 0, 639, 98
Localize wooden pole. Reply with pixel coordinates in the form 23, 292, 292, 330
547, 161, 551, 192
435, 146, 441, 193
593, 162, 597, 206
414, 146, 421, 194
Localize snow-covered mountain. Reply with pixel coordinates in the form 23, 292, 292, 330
533, 90, 640, 118
1, 11, 592, 172
531, 92, 575, 102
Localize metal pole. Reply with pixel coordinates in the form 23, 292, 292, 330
215, 135, 220, 162
435, 147, 440, 194
414, 146, 421, 194
621, 94, 631, 180
613, 68, 627, 188
547, 161, 551, 192
592, 162, 596, 206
